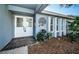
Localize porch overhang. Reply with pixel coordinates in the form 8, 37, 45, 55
35, 4, 48, 13
8, 4, 48, 14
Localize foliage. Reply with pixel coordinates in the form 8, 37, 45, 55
47, 32, 52, 39
37, 32, 44, 41
68, 16, 79, 42
36, 29, 47, 42
36, 29, 53, 42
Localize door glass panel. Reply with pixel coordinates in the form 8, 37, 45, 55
17, 17, 23, 27
57, 18, 58, 31
50, 25, 53, 31
50, 17, 53, 31
62, 19, 64, 31
26, 18, 32, 27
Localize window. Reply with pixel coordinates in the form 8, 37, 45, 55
26, 18, 32, 27
50, 17, 53, 31
17, 18, 23, 27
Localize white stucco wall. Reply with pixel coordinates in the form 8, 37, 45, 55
0, 5, 13, 50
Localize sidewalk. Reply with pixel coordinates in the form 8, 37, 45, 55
0, 46, 28, 54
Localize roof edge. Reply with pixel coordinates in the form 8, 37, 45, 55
42, 10, 74, 19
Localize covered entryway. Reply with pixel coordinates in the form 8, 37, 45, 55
14, 15, 33, 37
0, 4, 48, 51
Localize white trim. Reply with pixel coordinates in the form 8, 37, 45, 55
48, 16, 67, 37
42, 10, 74, 19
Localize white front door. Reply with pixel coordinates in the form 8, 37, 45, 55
14, 15, 33, 38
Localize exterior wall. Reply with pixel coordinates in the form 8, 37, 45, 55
0, 5, 13, 50
0, 5, 69, 50
35, 14, 48, 38
35, 13, 67, 38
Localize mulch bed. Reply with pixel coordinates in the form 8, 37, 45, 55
28, 37, 79, 54
2, 37, 35, 51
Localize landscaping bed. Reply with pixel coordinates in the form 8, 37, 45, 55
2, 37, 35, 51
28, 37, 79, 54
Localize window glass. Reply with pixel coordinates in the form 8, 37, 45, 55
51, 17, 53, 24
50, 17, 53, 31
62, 19, 64, 31
57, 18, 58, 31
17, 17, 23, 27
26, 18, 32, 27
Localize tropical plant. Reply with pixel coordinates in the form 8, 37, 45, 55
68, 16, 79, 42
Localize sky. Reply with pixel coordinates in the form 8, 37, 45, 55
44, 4, 79, 16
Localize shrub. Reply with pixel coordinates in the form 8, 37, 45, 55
37, 32, 44, 41
36, 29, 53, 42
47, 32, 52, 39
68, 32, 79, 42
68, 16, 79, 42
67, 33, 76, 42
36, 29, 47, 42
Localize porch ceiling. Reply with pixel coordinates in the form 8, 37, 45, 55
10, 4, 48, 13
12, 4, 38, 10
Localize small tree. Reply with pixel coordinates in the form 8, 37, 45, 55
68, 16, 79, 42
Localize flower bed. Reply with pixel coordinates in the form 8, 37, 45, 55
28, 37, 79, 54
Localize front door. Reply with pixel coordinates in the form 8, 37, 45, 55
14, 15, 33, 37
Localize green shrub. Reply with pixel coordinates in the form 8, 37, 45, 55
47, 32, 52, 39
68, 16, 79, 42
37, 32, 44, 41
68, 32, 79, 42
67, 33, 76, 42
36, 29, 53, 42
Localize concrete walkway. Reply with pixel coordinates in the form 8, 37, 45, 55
0, 46, 28, 54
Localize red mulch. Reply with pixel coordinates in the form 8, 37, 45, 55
28, 37, 79, 54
